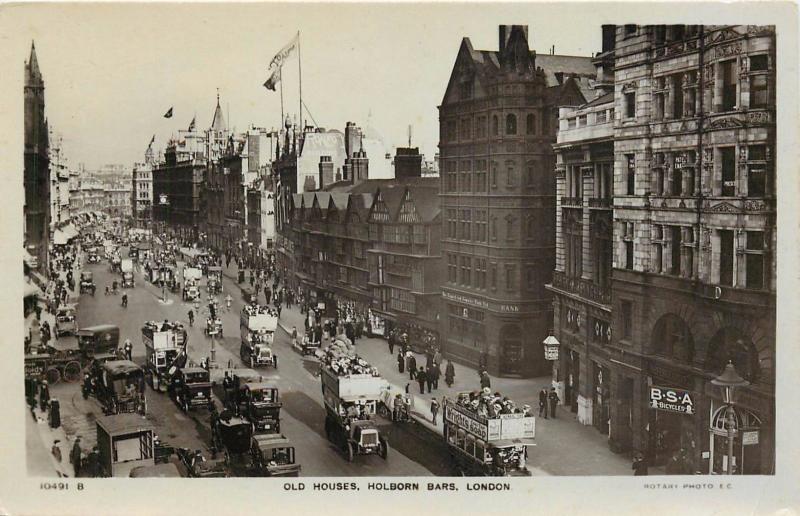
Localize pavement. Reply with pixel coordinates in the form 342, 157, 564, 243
274, 296, 632, 476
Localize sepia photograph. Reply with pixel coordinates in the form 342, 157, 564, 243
3, 1, 799, 514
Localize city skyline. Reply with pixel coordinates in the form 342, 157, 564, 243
8, 3, 601, 170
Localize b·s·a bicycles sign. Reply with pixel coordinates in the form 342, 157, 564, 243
649, 386, 695, 415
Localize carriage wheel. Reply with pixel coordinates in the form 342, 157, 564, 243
46, 367, 61, 384
63, 361, 82, 383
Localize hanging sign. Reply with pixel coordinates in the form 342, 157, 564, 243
649, 386, 695, 415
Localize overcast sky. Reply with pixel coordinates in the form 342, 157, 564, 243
8, 3, 602, 170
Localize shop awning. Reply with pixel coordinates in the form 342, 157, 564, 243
53, 229, 68, 245
62, 224, 78, 241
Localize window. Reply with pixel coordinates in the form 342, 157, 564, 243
413, 225, 425, 245
526, 113, 536, 135
447, 254, 457, 283
721, 147, 737, 196
621, 300, 633, 340
750, 54, 768, 71
460, 256, 472, 286
625, 92, 636, 118
506, 161, 515, 187
460, 161, 472, 192
592, 215, 612, 287
578, 115, 588, 127
654, 25, 667, 44
567, 117, 577, 129
596, 110, 607, 123
750, 75, 768, 108
672, 74, 684, 119
492, 115, 499, 136
747, 145, 768, 197
526, 266, 537, 291
505, 215, 515, 241
446, 120, 457, 142
460, 118, 472, 140
505, 265, 515, 290
541, 109, 550, 134
490, 162, 498, 189
490, 263, 497, 289
475, 259, 487, 289
506, 114, 518, 135
745, 231, 765, 290
670, 226, 682, 276
626, 155, 636, 195
720, 60, 737, 111
564, 211, 582, 278
447, 209, 457, 239
476, 116, 487, 138
490, 216, 497, 241
474, 160, 487, 192
390, 288, 415, 313
719, 230, 734, 286
460, 81, 473, 101
475, 210, 487, 242
685, 72, 697, 117
460, 209, 471, 240
526, 161, 537, 187
625, 241, 634, 270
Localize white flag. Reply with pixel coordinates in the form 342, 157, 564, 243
263, 33, 298, 91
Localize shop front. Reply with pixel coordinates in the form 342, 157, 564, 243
646, 384, 698, 470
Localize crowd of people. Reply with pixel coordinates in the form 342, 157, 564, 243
455, 388, 532, 419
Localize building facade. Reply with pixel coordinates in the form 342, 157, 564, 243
548, 26, 616, 436
152, 145, 206, 241
132, 163, 153, 229
439, 25, 593, 377
24, 42, 50, 270
606, 25, 775, 474
104, 178, 132, 220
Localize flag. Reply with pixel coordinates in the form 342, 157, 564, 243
263, 33, 298, 92
164, 107, 173, 118
188, 116, 196, 131
148, 134, 155, 147
263, 67, 282, 91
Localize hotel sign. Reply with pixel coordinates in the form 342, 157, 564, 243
443, 291, 490, 310
649, 386, 695, 415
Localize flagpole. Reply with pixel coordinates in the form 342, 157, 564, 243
280, 73, 285, 127
297, 31, 302, 129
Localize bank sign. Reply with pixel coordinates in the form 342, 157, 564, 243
649, 386, 695, 415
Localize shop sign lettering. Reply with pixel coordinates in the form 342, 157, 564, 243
500, 305, 519, 312
445, 405, 488, 440
742, 431, 759, 445
649, 386, 695, 415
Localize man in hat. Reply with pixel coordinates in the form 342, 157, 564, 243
539, 388, 548, 419
70, 437, 83, 477
548, 387, 560, 419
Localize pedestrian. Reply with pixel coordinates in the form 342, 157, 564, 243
433, 348, 442, 368
124, 338, 133, 361
70, 437, 82, 477
425, 365, 434, 393
632, 452, 649, 476
416, 367, 427, 394
548, 387, 560, 419
431, 362, 441, 390
388, 332, 395, 355
397, 351, 405, 374
407, 353, 417, 380
480, 371, 491, 390
539, 389, 548, 419
430, 397, 440, 425
85, 446, 100, 478
51, 440, 62, 463
445, 360, 455, 388
39, 380, 50, 412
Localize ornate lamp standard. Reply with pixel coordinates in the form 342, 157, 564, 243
710, 361, 749, 475
543, 333, 560, 389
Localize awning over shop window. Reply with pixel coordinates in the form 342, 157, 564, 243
53, 229, 68, 245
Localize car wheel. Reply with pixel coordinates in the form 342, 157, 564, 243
346, 442, 355, 463
379, 439, 389, 460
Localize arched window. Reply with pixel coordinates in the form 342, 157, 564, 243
506, 114, 517, 135
705, 327, 763, 383
526, 113, 536, 135
651, 313, 695, 364
491, 115, 499, 136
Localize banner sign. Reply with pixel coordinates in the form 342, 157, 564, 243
649, 385, 695, 415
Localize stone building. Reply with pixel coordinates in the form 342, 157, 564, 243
608, 25, 775, 474
152, 142, 206, 241
548, 25, 616, 435
132, 162, 153, 229
24, 42, 50, 270
439, 25, 594, 377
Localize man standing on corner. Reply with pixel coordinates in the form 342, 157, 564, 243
548, 387, 560, 419
539, 388, 548, 419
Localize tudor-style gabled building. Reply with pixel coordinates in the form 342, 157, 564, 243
439, 25, 594, 377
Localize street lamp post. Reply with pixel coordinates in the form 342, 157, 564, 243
711, 361, 749, 475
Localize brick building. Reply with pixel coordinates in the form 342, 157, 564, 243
152, 144, 206, 240
438, 25, 593, 377
605, 25, 775, 474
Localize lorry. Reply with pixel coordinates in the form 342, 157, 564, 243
142, 321, 187, 392
206, 266, 223, 294
121, 258, 135, 288
320, 365, 389, 462
96, 414, 155, 477
239, 305, 278, 368
442, 396, 536, 476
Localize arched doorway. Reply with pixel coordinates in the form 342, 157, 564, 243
705, 327, 761, 383
500, 324, 523, 376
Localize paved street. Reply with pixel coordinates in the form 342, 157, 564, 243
48, 250, 436, 476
